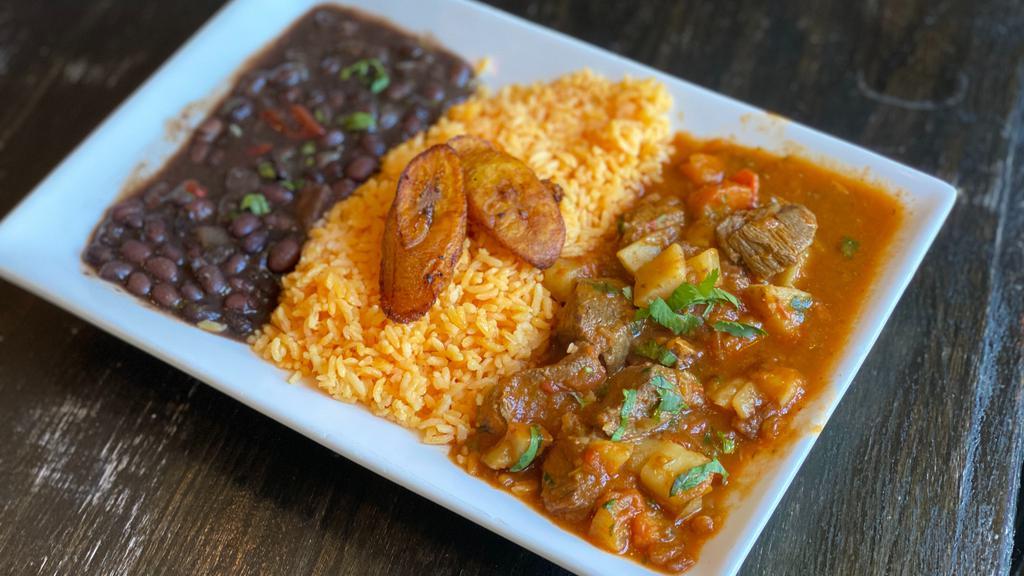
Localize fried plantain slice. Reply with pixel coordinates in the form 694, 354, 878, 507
380, 144, 467, 323
448, 135, 566, 269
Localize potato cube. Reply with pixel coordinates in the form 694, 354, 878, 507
543, 256, 592, 303
585, 439, 634, 475
745, 284, 813, 335
633, 243, 688, 306
686, 248, 721, 285
706, 377, 742, 409
639, 441, 712, 511
731, 381, 764, 420
753, 366, 805, 409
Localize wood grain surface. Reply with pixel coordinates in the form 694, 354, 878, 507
1, 1, 1022, 574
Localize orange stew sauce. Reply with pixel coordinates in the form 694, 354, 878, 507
454, 133, 903, 572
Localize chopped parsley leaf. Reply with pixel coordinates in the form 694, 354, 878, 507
240, 193, 270, 216
339, 112, 376, 131
300, 141, 317, 156
621, 286, 633, 301
508, 425, 542, 472
587, 280, 620, 294
611, 389, 637, 441
256, 161, 276, 180
340, 58, 390, 94
633, 340, 678, 367
603, 499, 618, 512
651, 374, 686, 418
667, 269, 741, 311
840, 236, 860, 259
717, 431, 735, 454
713, 320, 766, 339
670, 458, 728, 496
644, 298, 702, 335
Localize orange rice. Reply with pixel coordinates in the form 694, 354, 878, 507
251, 70, 672, 444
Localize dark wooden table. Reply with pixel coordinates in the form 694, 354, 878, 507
1, 1, 1022, 574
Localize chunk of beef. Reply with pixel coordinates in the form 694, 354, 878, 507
620, 194, 687, 246
555, 279, 637, 372
476, 343, 605, 440
541, 435, 609, 520
716, 203, 817, 279
590, 364, 702, 441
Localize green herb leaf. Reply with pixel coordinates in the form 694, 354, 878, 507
840, 236, 860, 259
651, 374, 687, 418
569, 391, 589, 407
300, 141, 317, 156
240, 193, 270, 216
621, 286, 633, 301
633, 340, 678, 367
717, 431, 736, 454
667, 269, 741, 311
280, 180, 297, 192
670, 458, 728, 496
509, 425, 543, 472
340, 58, 390, 94
542, 472, 555, 486
228, 123, 243, 138
713, 320, 766, 339
603, 499, 618, 512
256, 161, 276, 180
339, 111, 376, 131
313, 108, 327, 124
647, 298, 702, 335
790, 295, 813, 312
611, 389, 637, 441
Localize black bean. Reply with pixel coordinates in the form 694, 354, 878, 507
264, 212, 296, 231
143, 182, 170, 209
144, 220, 168, 244
262, 183, 294, 205
328, 90, 347, 109
181, 282, 205, 302
316, 150, 342, 169
208, 148, 225, 167
332, 178, 357, 200
99, 260, 133, 282
229, 276, 255, 293
224, 293, 252, 312
242, 229, 268, 254
183, 303, 221, 323
320, 55, 342, 75
227, 316, 254, 336
225, 166, 260, 193
85, 244, 114, 266
197, 117, 224, 142
194, 225, 231, 249
322, 161, 344, 181
422, 82, 445, 102
189, 141, 210, 164
186, 198, 215, 222
145, 256, 179, 283
360, 134, 386, 157
159, 243, 185, 265
386, 79, 415, 101
449, 62, 472, 87
196, 265, 229, 296
152, 283, 182, 308
111, 200, 143, 223
231, 213, 262, 238
270, 61, 308, 87
102, 226, 126, 245
126, 272, 152, 296
345, 155, 377, 182
295, 184, 332, 228
223, 95, 255, 118
125, 213, 144, 229
401, 112, 423, 136
224, 254, 248, 275
268, 238, 300, 273
320, 129, 344, 148
120, 240, 152, 265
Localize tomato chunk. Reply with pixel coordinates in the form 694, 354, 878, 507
687, 169, 759, 217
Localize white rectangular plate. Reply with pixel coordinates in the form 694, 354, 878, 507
0, 1, 955, 574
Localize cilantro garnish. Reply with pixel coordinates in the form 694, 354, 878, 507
633, 340, 678, 367
603, 499, 618, 512
240, 193, 270, 216
667, 269, 741, 311
713, 320, 766, 339
340, 58, 390, 94
637, 298, 703, 335
669, 458, 728, 496
611, 389, 637, 441
339, 112, 376, 131
508, 425, 542, 472
840, 236, 860, 259
717, 431, 736, 454
651, 374, 686, 419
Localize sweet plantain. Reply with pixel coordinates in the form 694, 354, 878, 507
380, 144, 467, 322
